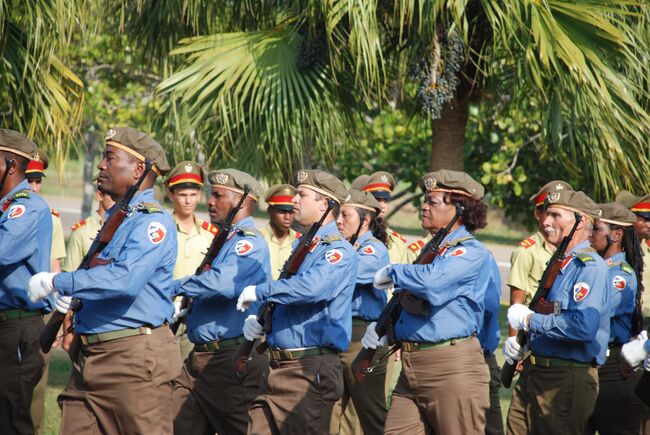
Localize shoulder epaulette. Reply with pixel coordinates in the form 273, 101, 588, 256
620, 262, 634, 275
201, 221, 219, 236
137, 202, 163, 213
237, 227, 258, 237
645, 239, 650, 248
14, 190, 31, 200
70, 219, 87, 231
575, 252, 596, 263
519, 237, 536, 248
447, 235, 474, 247
321, 235, 342, 245
295, 232, 302, 239
51, 208, 60, 218
409, 239, 425, 252
391, 230, 407, 243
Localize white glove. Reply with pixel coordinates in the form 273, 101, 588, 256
503, 336, 527, 365
237, 285, 258, 312
508, 304, 533, 332
243, 315, 264, 341
53, 292, 72, 314
622, 330, 649, 367
27, 272, 58, 302
171, 299, 188, 324
373, 265, 393, 290
361, 322, 387, 349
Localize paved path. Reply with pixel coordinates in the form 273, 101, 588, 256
46, 194, 515, 301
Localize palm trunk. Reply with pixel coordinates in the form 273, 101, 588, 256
429, 98, 469, 171
81, 131, 98, 218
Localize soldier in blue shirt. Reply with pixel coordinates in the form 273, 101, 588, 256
362, 169, 496, 435
586, 202, 645, 434
332, 189, 390, 434
237, 169, 357, 434
505, 190, 609, 434
0, 129, 53, 435
171, 169, 271, 435
27, 127, 182, 434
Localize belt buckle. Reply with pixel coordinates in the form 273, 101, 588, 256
401, 342, 415, 352
270, 350, 281, 360
283, 350, 293, 360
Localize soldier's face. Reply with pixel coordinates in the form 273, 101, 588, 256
376, 198, 388, 220
542, 206, 579, 246
96, 146, 141, 198
28, 178, 42, 193
207, 186, 239, 224
337, 205, 362, 241
421, 191, 456, 233
634, 216, 650, 239
169, 187, 201, 218
589, 220, 610, 253
292, 186, 326, 226
268, 207, 294, 231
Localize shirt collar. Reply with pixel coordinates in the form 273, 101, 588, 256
104, 188, 155, 219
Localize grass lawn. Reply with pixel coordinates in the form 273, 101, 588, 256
42, 303, 516, 433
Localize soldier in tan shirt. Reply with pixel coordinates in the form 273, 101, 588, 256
259, 184, 301, 279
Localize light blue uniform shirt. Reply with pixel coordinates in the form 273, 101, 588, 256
352, 231, 390, 321
605, 252, 637, 345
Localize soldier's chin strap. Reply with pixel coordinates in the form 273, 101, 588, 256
599, 235, 613, 257
0, 158, 15, 193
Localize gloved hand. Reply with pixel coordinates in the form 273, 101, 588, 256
361, 321, 388, 349
373, 265, 393, 290
622, 330, 649, 367
503, 336, 528, 365
171, 299, 188, 324
237, 285, 258, 312
508, 304, 533, 332
27, 272, 58, 302
243, 315, 264, 341
53, 292, 72, 314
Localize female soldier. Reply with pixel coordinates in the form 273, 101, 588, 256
587, 201, 645, 434
362, 170, 499, 434
334, 189, 390, 435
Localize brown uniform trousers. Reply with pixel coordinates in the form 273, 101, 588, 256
332, 321, 389, 435
586, 345, 647, 434
173, 341, 268, 434
58, 324, 182, 434
0, 314, 45, 435
248, 352, 344, 434
384, 336, 490, 435
506, 356, 598, 435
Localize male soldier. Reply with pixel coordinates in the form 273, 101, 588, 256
260, 184, 301, 280
25, 150, 66, 273
238, 169, 358, 434
352, 171, 414, 263
504, 190, 609, 434
164, 161, 218, 359
0, 129, 53, 435
27, 127, 182, 434
171, 169, 270, 435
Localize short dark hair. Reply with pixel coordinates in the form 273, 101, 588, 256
443, 192, 487, 232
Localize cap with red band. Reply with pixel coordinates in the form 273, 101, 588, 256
165, 161, 204, 189
26, 149, 49, 179
529, 180, 573, 207
265, 184, 297, 211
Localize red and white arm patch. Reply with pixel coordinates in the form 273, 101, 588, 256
7, 204, 25, 220
325, 249, 343, 265
147, 222, 167, 245
235, 240, 254, 256
573, 282, 590, 302
612, 275, 627, 290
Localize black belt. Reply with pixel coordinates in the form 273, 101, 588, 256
194, 335, 244, 352
270, 347, 337, 361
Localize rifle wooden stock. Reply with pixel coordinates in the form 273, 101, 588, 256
501, 213, 582, 388
39, 160, 154, 353
351, 203, 465, 383
233, 199, 337, 375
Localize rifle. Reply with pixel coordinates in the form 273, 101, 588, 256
501, 212, 582, 388
350, 202, 464, 383
39, 160, 154, 353
169, 185, 251, 334
232, 199, 337, 375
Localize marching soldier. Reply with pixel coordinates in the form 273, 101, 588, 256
504, 190, 609, 434
351, 171, 414, 263
164, 161, 217, 359
27, 126, 182, 434
363, 170, 499, 434
171, 169, 270, 435
333, 189, 390, 434
260, 184, 301, 280
0, 129, 53, 435
237, 169, 357, 434
586, 202, 645, 434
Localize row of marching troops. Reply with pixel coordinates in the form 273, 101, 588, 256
1, 125, 650, 435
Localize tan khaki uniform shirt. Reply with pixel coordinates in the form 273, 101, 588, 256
259, 224, 300, 280
172, 214, 217, 279
407, 233, 433, 259
387, 228, 413, 264
506, 231, 554, 304
640, 239, 650, 318
50, 210, 66, 260
62, 212, 103, 272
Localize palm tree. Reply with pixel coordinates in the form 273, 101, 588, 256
157, 1, 649, 196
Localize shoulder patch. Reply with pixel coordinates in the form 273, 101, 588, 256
519, 237, 536, 248
646, 239, 650, 248
325, 248, 343, 265
575, 253, 595, 263
235, 240, 254, 256
362, 245, 376, 255
573, 282, 590, 302
138, 202, 163, 214
147, 222, 167, 244
309, 236, 320, 253
70, 219, 87, 231
50, 208, 60, 218
620, 262, 634, 275
391, 230, 407, 243
409, 239, 425, 252
201, 221, 219, 236
612, 275, 627, 291
7, 204, 25, 220
448, 246, 467, 257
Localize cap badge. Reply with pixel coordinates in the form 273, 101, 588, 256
297, 170, 308, 183
556, 183, 565, 190
344, 193, 351, 202
215, 173, 228, 184
424, 177, 436, 191
105, 128, 116, 140
184, 163, 192, 173
380, 175, 388, 183
33, 152, 40, 161
547, 192, 560, 204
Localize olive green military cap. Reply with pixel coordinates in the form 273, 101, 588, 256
295, 169, 348, 204
358, 171, 396, 200
529, 180, 574, 206
350, 174, 370, 190
265, 184, 297, 211
597, 202, 636, 227
615, 190, 639, 209
26, 149, 49, 179
105, 127, 171, 175
420, 169, 484, 200
616, 190, 650, 218
343, 189, 381, 214
164, 160, 205, 190
0, 129, 38, 160
208, 168, 262, 201
544, 190, 601, 222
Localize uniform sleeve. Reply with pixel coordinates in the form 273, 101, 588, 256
62, 229, 85, 272
50, 215, 67, 260
356, 244, 388, 284
506, 247, 532, 290
529, 263, 607, 342
388, 245, 486, 306
612, 270, 637, 317
0, 200, 44, 266
54, 216, 176, 300
256, 244, 357, 305
178, 236, 268, 300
